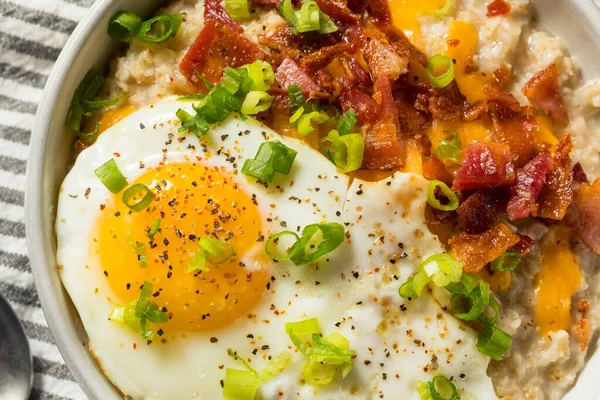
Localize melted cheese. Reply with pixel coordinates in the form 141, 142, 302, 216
534, 226, 582, 337
388, 0, 446, 45
535, 115, 559, 149
98, 105, 135, 134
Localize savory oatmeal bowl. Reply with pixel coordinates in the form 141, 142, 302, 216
26, 0, 600, 399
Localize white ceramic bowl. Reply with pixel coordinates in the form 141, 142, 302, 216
25, 1, 600, 398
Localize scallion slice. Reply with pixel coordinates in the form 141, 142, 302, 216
221, 66, 253, 97
199, 236, 234, 264
186, 249, 209, 273
259, 351, 292, 381
277, 0, 300, 34
277, 0, 337, 35
399, 253, 462, 299
490, 251, 521, 272
427, 0, 454, 17
288, 84, 307, 114
297, 1, 321, 33
296, 110, 331, 137
427, 54, 455, 89
122, 183, 154, 212
335, 109, 357, 136
244, 60, 275, 92
223, 368, 260, 400
265, 231, 300, 261
107, 10, 143, 43
434, 130, 461, 163
241, 91, 274, 115
138, 14, 183, 44
94, 159, 128, 194
242, 141, 298, 182
134, 242, 147, 268
289, 223, 345, 266
330, 133, 364, 173
421, 375, 460, 400
427, 180, 459, 211
478, 296, 500, 326
227, 348, 259, 375
477, 325, 512, 361
147, 219, 161, 239
225, 0, 251, 21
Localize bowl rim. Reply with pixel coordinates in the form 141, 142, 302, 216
25, 0, 600, 399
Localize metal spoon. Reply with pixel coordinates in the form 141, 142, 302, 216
0, 293, 32, 400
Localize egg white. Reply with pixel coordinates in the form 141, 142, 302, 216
56, 99, 496, 399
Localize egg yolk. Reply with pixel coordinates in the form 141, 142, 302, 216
97, 163, 269, 332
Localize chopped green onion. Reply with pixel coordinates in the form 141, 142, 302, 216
177, 93, 206, 101
134, 242, 147, 268
335, 109, 357, 136
289, 223, 345, 266
199, 236, 234, 264
399, 253, 463, 299
147, 219, 161, 239
176, 108, 209, 137
288, 84, 307, 114
277, 0, 299, 34
316, 9, 338, 34
434, 130, 461, 163
297, 1, 321, 33
241, 91, 274, 115
244, 60, 275, 92
122, 183, 154, 212
478, 296, 500, 326
418, 375, 460, 400
330, 133, 364, 173
94, 159, 128, 194
427, 54, 455, 89
477, 325, 512, 361
259, 351, 292, 381
222, 67, 253, 97
428, 180, 459, 211
186, 249, 209, 273
286, 318, 354, 386
107, 10, 143, 42
223, 368, 260, 400
225, 0, 251, 21
428, 0, 454, 16
138, 14, 183, 44
242, 141, 298, 182
450, 286, 487, 321
227, 348, 259, 375
109, 281, 168, 338
491, 251, 521, 272
265, 231, 300, 261
296, 110, 331, 137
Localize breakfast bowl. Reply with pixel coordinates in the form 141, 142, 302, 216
26, 0, 600, 399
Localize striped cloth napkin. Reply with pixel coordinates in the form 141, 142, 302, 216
0, 0, 95, 399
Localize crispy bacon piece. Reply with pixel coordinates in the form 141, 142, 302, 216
347, 0, 369, 13
462, 102, 488, 122
180, 22, 265, 84
482, 83, 521, 113
572, 162, 589, 184
512, 234, 535, 256
314, 0, 360, 23
457, 189, 505, 234
422, 155, 454, 186
275, 58, 320, 93
522, 64, 569, 123
425, 204, 457, 245
362, 76, 405, 169
493, 65, 511, 86
566, 178, 600, 254
416, 81, 470, 121
489, 102, 537, 167
534, 135, 573, 220
360, 28, 408, 80
394, 88, 430, 137
299, 42, 351, 72
573, 300, 591, 351
486, 0, 511, 17
506, 153, 552, 220
340, 56, 371, 87
205, 0, 244, 33
339, 85, 380, 124
381, 25, 429, 67
453, 143, 516, 191
449, 223, 521, 273
367, 0, 392, 25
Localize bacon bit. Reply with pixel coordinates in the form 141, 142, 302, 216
258, 26, 302, 66
339, 85, 380, 125
362, 76, 405, 170
416, 81, 469, 121
573, 300, 591, 351
506, 153, 552, 220
340, 56, 372, 87
275, 58, 320, 93
394, 88, 431, 137
522, 64, 569, 124
511, 234, 535, 256
447, 39, 460, 48
534, 135, 573, 220
462, 101, 488, 122
299, 42, 351, 73
381, 25, 429, 67
449, 223, 521, 273
347, 0, 369, 14
180, 22, 265, 84
425, 205, 456, 245
464, 50, 479, 74
453, 143, 515, 191
489, 102, 537, 167
204, 0, 244, 33
314, 0, 360, 23
367, 0, 392, 25
566, 178, 600, 254
482, 83, 521, 113
456, 189, 505, 234
486, 0, 511, 17
572, 162, 589, 184
493, 65, 511, 86
360, 28, 409, 80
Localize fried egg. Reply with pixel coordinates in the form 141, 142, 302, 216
56, 99, 496, 399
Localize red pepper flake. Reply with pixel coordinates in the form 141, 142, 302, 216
486, 0, 511, 17
447, 39, 460, 48
99, 204, 106, 210
113, 152, 121, 157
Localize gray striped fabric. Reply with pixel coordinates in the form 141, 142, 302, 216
0, 0, 94, 399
